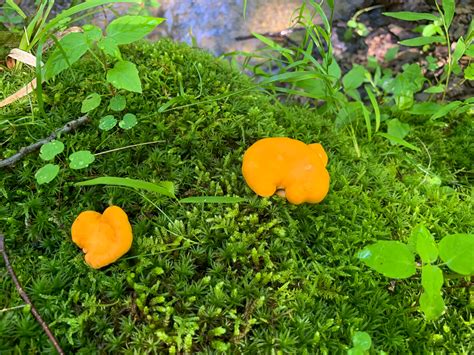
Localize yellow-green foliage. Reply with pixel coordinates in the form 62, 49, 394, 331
0, 40, 472, 353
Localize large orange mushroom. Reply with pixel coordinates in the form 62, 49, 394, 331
71, 206, 133, 269
242, 137, 330, 205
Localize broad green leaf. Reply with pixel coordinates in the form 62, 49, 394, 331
180, 196, 247, 204
107, 61, 142, 93
39, 140, 64, 161
108, 95, 126, 111
438, 234, 474, 275
464, 63, 474, 80
452, 38, 465, 63
424, 85, 444, 94
357, 241, 416, 279
378, 133, 420, 151
83, 24, 102, 43
383, 12, 439, 22
327, 56, 341, 80
399, 36, 445, 47
106, 15, 165, 45
347, 347, 365, 355
408, 102, 442, 115
421, 264, 444, 295
98, 37, 122, 60
442, 0, 455, 28
352, 331, 372, 350
409, 225, 438, 263
419, 291, 445, 321
81, 93, 101, 113
384, 46, 399, 62
465, 44, 474, 57
119, 113, 138, 129
387, 119, 410, 141
35, 164, 60, 184
342, 65, 367, 91
75, 176, 176, 198
430, 101, 462, 120
44, 32, 89, 80
68, 150, 95, 169
99, 115, 117, 131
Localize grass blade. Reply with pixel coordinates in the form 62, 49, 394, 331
365, 86, 380, 132
75, 176, 176, 198
180, 196, 246, 204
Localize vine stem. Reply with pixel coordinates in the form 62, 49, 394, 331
0, 233, 64, 354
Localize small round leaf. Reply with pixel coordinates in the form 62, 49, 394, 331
99, 115, 117, 131
119, 113, 137, 129
352, 332, 372, 351
69, 150, 95, 169
438, 234, 474, 275
357, 241, 416, 279
39, 140, 64, 161
81, 93, 101, 113
35, 164, 60, 184
108, 95, 126, 111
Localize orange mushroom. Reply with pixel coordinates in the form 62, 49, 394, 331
71, 206, 133, 269
242, 137, 330, 205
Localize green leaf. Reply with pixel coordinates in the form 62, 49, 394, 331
408, 102, 442, 115
384, 46, 399, 62
357, 241, 416, 279
35, 164, 60, 184
81, 93, 101, 113
464, 63, 474, 80
119, 113, 138, 129
253, 33, 294, 55
378, 133, 420, 151
399, 36, 445, 47
106, 15, 165, 45
99, 115, 117, 131
387, 119, 410, 140
342, 65, 367, 91
68, 150, 95, 169
180, 196, 247, 204
347, 347, 365, 355
438, 234, 474, 275
382, 12, 439, 22
107, 61, 142, 93
39, 140, 64, 161
419, 291, 445, 321
83, 24, 102, 43
98, 37, 122, 60
352, 331, 372, 350
442, 0, 455, 28
421, 264, 444, 295
43, 32, 89, 80
430, 101, 462, 120
424, 85, 444, 94
452, 37, 465, 63
75, 176, 176, 198
408, 225, 438, 263
108, 95, 126, 111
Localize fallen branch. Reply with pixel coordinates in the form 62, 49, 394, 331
0, 115, 89, 169
0, 233, 64, 354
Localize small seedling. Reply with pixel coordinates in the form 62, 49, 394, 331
357, 225, 474, 320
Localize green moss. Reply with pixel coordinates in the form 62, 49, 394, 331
0, 40, 472, 353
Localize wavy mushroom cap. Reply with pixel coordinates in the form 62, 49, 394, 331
242, 137, 330, 204
71, 206, 133, 269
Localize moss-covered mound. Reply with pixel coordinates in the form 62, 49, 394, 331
0, 40, 472, 353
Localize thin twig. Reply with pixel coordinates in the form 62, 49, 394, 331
0, 233, 64, 354
0, 115, 89, 168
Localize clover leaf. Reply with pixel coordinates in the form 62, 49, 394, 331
119, 113, 137, 129
39, 140, 64, 161
99, 115, 118, 131
69, 150, 95, 169
35, 164, 60, 184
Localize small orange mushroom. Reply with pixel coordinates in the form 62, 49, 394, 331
71, 206, 133, 269
242, 137, 330, 205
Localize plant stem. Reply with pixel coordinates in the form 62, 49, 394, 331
435, 1, 452, 101
94, 140, 165, 156
0, 233, 64, 355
